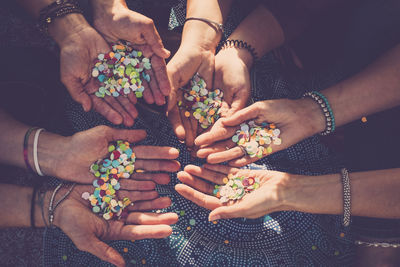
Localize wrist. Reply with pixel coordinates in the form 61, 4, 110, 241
181, 20, 222, 52
217, 46, 253, 69
295, 97, 326, 136
35, 132, 70, 178
48, 13, 91, 46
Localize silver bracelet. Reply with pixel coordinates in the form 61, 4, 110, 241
184, 17, 224, 33
302, 91, 335, 135
340, 168, 351, 227
48, 183, 76, 228
355, 240, 400, 248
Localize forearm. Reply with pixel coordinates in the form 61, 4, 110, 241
229, 5, 284, 60
0, 109, 68, 177
322, 43, 400, 127
0, 184, 50, 228
15, 0, 91, 46
181, 0, 233, 51
286, 168, 400, 219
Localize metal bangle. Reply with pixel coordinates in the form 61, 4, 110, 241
340, 168, 351, 227
184, 17, 224, 34
355, 240, 400, 248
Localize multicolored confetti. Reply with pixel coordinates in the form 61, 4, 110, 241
179, 73, 223, 129
232, 120, 282, 158
92, 42, 152, 98
82, 140, 136, 220
213, 174, 260, 203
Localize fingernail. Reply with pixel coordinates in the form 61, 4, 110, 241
209, 214, 220, 221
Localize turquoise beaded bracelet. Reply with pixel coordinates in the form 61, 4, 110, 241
303, 91, 335, 135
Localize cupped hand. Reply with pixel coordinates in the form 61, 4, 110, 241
55, 184, 178, 267
92, 0, 171, 106
194, 98, 325, 167
52, 125, 180, 183
175, 164, 293, 221
167, 46, 215, 147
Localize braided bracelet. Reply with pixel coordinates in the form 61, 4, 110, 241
218, 39, 258, 63
37, 0, 83, 34
303, 91, 335, 136
340, 168, 351, 227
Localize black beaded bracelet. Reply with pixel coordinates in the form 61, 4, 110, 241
37, 0, 83, 34
218, 39, 258, 62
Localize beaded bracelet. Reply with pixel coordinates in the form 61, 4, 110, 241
37, 0, 83, 34
218, 39, 258, 63
303, 91, 335, 135
340, 168, 351, 227
23, 127, 39, 173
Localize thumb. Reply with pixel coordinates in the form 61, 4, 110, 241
208, 204, 246, 221
221, 104, 258, 127
86, 237, 126, 267
64, 78, 92, 112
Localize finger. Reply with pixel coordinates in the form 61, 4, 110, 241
175, 184, 222, 210
142, 23, 170, 59
180, 107, 195, 147
103, 95, 135, 126
151, 55, 171, 96
91, 95, 123, 125
197, 57, 215, 91
208, 202, 248, 221
195, 125, 237, 146
134, 159, 180, 172
125, 212, 178, 225
129, 196, 172, 211
133, 146, 179, 160
65, 79, 92, 112
130, 172, 171, 185
146, 67, 166, 105
207, 146, 247, 164
176, 171, 214, 194
202, 164, 239, 175
105, 128, 147, 143
141, 79, 155, 104
116, 95, 139, 123
222, 105, 259, 127
127, 92, 138, 104
121, 224, 173, 240
118, 179, 156, 191
190, 116, 198, 142
228, 156, 259, 167
84, 238, 125, 267
196, 139, 236, 159
117, 190, 159, 202
182, 165, 226, 184
168, 105, 186, 141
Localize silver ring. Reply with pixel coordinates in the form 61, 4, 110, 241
238, 145, 248, 156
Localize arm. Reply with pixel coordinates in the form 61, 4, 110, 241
0, 109, 180, 183
0, 183, 178, 267
195, 43, 400, 167
175, 164, 400, 220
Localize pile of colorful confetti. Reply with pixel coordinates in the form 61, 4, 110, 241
232, 120, 282, 158
82, 140, 136, 220
179, 73, 223, 129
91, 43, 152, 98
213, 174, 260, 203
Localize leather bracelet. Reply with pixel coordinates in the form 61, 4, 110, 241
37, 0, 83, 34
218, 39, 258, 63
184, 17, 224, 34
30, 185, 39, 229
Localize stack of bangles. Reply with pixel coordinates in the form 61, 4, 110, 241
302, 91, 336, 135
23, 127, 46, 177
